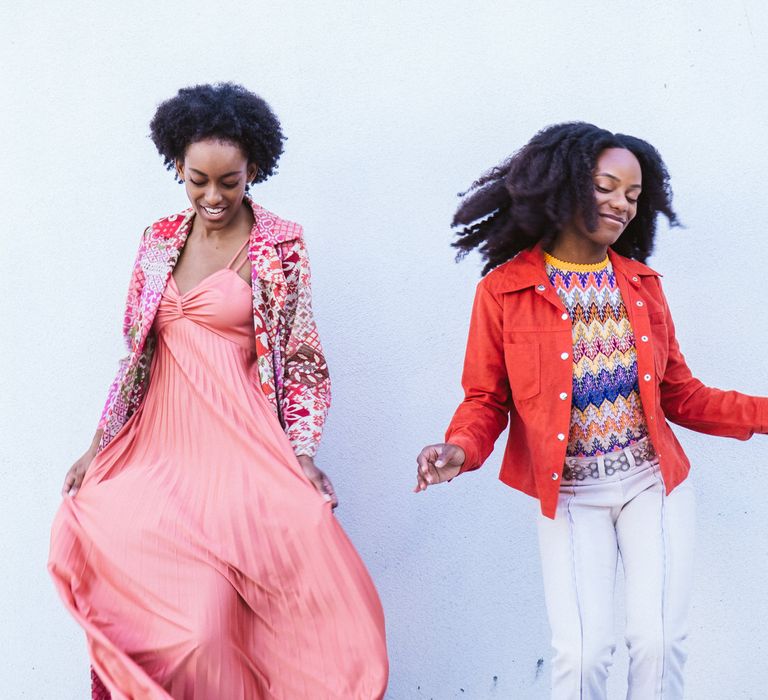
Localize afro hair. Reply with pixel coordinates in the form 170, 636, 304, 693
149, 82, 285, 184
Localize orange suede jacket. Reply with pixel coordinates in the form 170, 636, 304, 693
445, 245, 768, 518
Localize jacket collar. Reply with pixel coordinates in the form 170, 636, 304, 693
153, 196, 301, 244
492, 242, 661, 293
607, 247, 662, 289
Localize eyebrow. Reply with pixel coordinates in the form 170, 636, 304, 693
595, 172, 642, 189
189, 168, 242, 178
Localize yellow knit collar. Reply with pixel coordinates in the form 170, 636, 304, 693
544, 252, 610, 272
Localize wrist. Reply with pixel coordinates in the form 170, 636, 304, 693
445, 436, 472, 471
88, 430, 104, 454
445, 443, 466, 467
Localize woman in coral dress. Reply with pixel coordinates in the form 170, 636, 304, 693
49, 83, 388, 700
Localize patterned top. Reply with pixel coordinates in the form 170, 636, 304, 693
544, 252, 648, 457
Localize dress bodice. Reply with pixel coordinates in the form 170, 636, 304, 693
153, 269, 255, 352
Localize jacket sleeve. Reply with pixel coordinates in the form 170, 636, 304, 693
96, 227, 152, 446
658, 281, 768, 437
275, 236, 331, 457
445, 281, 512, 472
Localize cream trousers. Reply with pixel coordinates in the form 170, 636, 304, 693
537, 440, 696, 699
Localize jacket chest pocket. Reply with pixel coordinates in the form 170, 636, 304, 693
649, 312, 669, 378
503, 342, 541, 400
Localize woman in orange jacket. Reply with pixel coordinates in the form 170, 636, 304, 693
415, 122, 768, 700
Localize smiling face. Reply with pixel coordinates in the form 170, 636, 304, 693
551, 147, 643, 263
176, 138, 258, 230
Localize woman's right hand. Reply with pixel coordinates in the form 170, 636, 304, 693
62, 430, 103, 497
414, 443, 466, 492
61, 448, 97, 497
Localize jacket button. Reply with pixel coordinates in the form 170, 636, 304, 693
560, 352, 569, 360
632, 276, 639, 282
641, 335, 649, 342
636, 300, 644, 307
559, 392, 568, 400
643, 373, 652, 381
536, 284, 546, 292
551, 472, 559, 480
561, 312, 569, 320
557, 433, 565, 441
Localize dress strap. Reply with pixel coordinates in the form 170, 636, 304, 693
226, 238, 250, 270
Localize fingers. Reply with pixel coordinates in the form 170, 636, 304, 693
307, 471, 338, 508
61, 469, 81, 497
321, 475, 339, 509
414, 443, 465, 492
414, 445, 445, 492
61, 462, 88, 497
415, 446, 434, 474
61, 472, 75, 497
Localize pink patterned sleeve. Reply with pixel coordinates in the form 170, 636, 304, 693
276, 236, 331, 457
96, 228, 151, 443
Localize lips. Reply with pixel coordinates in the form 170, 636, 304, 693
201, 205, 227, 218
599, 213, 626, 226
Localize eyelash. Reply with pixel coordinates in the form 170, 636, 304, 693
189, 180, 239, 189
594, 185, 638, 204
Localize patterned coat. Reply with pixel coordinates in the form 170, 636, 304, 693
96, 197, 331, 457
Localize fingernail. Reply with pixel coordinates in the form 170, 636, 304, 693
435, 460, 444, 467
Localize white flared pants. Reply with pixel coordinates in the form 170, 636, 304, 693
537, 441, 696, 700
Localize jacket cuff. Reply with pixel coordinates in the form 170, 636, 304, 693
760, 397, 768, 434
446, 433, 480, 474
291, 439, 319, 458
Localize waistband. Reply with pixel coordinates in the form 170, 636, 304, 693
562, 438, 656, 482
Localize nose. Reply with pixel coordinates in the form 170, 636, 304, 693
204, 184, 223, 205
608, 193, 629, 213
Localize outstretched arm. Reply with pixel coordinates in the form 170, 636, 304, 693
658, 284, 768, 437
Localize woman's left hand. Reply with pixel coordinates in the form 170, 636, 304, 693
297, 455, 339, 509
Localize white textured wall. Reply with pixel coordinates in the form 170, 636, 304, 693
3, 1, 768, 698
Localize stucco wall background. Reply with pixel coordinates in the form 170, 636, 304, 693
2, 1, 768, 698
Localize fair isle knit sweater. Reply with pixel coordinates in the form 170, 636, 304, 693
544, 252, 649, 458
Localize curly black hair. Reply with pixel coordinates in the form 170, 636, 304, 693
149, 82, 285, 185
453, 122, 680, 275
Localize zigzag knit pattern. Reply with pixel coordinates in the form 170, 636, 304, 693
545, 253, 648, 457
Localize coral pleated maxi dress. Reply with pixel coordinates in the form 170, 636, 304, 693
49, 243, 389, 699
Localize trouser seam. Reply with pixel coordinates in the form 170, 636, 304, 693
565, 493, 584, 700
660, 479, 668, 698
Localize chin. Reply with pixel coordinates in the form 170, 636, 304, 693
592, 226, 625, 247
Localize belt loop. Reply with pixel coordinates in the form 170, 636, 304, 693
626, 445, 637, 470
597, 455, 606, 480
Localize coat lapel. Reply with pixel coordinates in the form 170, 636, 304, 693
132, 210, 193, 353
248, 201, 289, 310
